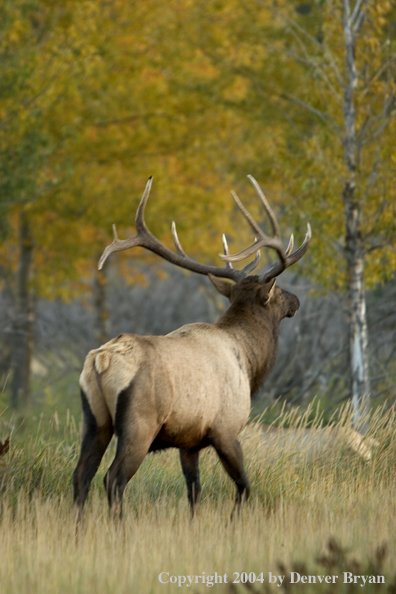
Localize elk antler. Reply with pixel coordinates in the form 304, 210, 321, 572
98, 176, 260, 282
220, 175, 311, 283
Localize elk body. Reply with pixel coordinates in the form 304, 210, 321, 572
73, 176, 311, 521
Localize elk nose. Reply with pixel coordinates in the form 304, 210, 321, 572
286, 294, 300, 317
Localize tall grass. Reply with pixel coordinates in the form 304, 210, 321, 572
0, 404, 395, 593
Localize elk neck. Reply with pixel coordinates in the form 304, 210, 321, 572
215, 298, 282, 395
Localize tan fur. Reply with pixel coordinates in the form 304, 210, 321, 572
95, 351, 111, 374
80, 325, 251, 447
74, 277, 301, 519
80, 335, 144, 425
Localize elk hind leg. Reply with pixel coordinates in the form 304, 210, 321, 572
179, 448, 201, 516
104, 385, 159, 520
212, 437, 250, 516
73, 389, 113, 525
104, 431, 155, 521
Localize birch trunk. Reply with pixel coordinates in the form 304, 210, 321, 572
344, 188, 370, 426
10, 211, 34, 409
342, 0, 370, 426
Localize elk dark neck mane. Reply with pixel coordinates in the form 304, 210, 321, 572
216, 299, 281, 396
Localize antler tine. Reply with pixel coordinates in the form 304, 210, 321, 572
135, 175, 153, 232
98, 223, 132, 270
261, 223, 311, 283
247, 174, 280, 238
172, 221, 188, 257
285, 234, 294, 256
226, 181, 286, 263
240, 245, 261, 276
222, 234, 233, 270
220, 234, 261, 276
98, 176, 154, 270
230, 190, 263, 237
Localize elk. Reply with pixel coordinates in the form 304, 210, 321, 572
73, 175, 311, 522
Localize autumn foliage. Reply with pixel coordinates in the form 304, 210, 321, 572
0, 0, 395, 407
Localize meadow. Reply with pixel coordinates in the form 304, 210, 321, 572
0, 403, 395, 594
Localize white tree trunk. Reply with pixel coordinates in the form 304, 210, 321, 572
342, 0, 370, 427
345, 207, 370, 426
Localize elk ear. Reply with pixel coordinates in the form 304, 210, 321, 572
208, 274, 234, 300
260, 279, 276, 303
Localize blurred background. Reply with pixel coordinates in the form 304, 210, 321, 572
0, 0, 395, 428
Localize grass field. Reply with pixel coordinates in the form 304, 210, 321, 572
0, 403, 395, 594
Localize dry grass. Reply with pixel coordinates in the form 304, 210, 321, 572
0, 403, 396, 593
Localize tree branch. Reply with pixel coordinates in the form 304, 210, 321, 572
360, 105, 395, 147
352, 0, 368, 33
283, 8, 344, 88
281, 92, 343, 135
286, 28, 343, 104
350, 0, 365, 27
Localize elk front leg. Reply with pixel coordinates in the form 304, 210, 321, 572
212, 437, 250, 517
179, 448, 201, 516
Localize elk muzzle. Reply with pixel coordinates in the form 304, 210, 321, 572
282, 290, 300, 318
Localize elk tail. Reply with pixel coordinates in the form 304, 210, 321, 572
95, 351, 111, 375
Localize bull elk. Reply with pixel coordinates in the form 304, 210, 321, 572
73, 175, 311, 521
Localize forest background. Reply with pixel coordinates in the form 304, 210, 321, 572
0, 0, 396, 427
